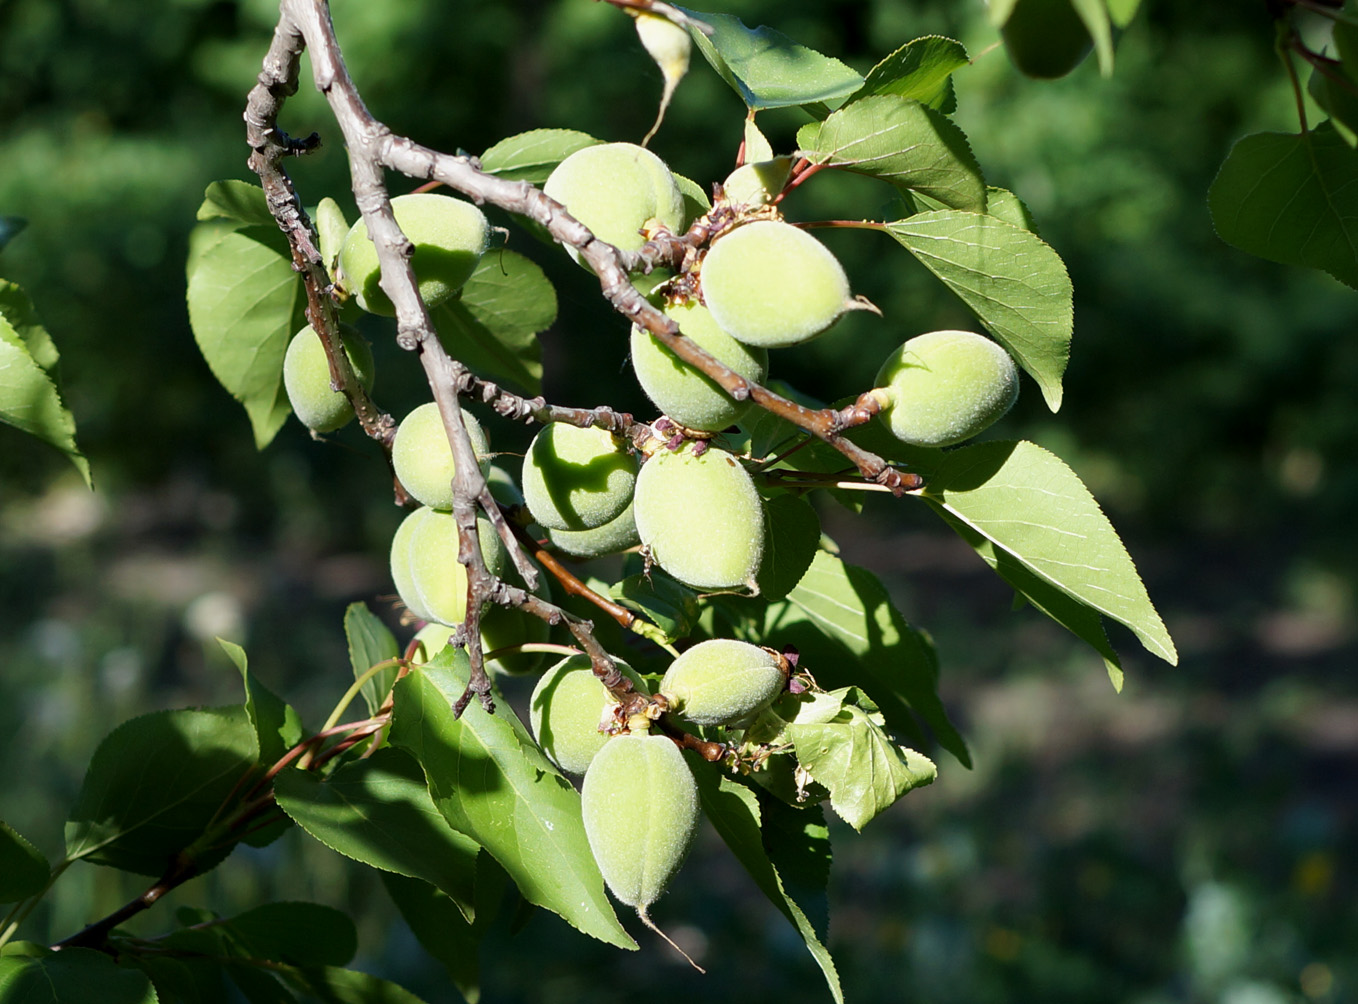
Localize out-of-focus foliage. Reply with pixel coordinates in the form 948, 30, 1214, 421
1, 1, 1355, 1001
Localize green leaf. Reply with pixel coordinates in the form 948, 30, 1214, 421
344, 603, 401, 717
0, 217, 26, 254
609, 572, 700, 642
884, 210, 1072, 411
186, 222, 305, 448
0, 284, 90, 486
197, 180, 278, 227
223, 903, 357, 967
388, 652, 634, 950
274, 748, 480, 920
479, 130, 600, 184
760, 797, 831, 935
273, 966, 428, 1004
854, 36, 969, 114
796, 95, 986, 211
920, 440, 1177, 666
1209, 123, 1358, 288
0, 950, 157, 1004
1106, 0, 1142, 28
766, 549, 970, 767
678, 7, 863, 111
687, 758, 843, 1003
755, 493, 821, 601
381, 873, 481, 1004
220, 639, 304, 768
673, 172, 712, 229
985, 187, 1038, 232
65, 706, 260, 876
432, 251, 551, 395
0, 821, 49, 903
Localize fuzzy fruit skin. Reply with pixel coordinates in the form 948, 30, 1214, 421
660, 639, 787, 728
283, 324, 375, 433
633, 442, 764, 591
339, 193, 489, 316
530, 655, 647, 775
543, 143, 685, 262
700, 220, 851, 348
521, 424, 637, 532
546, 499, 640, 558
391, 402, 491, 510
581, 733, 699, 911
390, 507, 506, 626
875, 330, 1020, 447
630, 300, 768, 431
1000, 0, 1094, 80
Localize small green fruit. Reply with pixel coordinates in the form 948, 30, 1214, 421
543, 143, 685, 262
390, 507, 506, 626
581, 733, 699, 917
530, 655, 647, 775
339, 193, 489, 316
546, 499, 641, 559
633, 442, 764, 591
700, 220, 852, 348
999, 0, 1095, 80
392, 402, 491, 510
660, 639, 787, 728
521, 424, 637, 532
630, 300, 768, 431
874, 330, 1020, 447
283, 324, 375, 433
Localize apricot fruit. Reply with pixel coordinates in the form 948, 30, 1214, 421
390, 506, 506, 627
873, 330, 1020, 447
282, 324, 375, 433
521, 424, 637, 532
546, 499, 640, 558
542, 143, 685, 261
338, 193, 489, 316
1000, 0, 1095, 80
530, 655, 647, 775
391, 402, 491, 511
659, 639, 787, 728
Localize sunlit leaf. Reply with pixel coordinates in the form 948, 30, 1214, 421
480, 129, 600, 184
854, 36, 969, 114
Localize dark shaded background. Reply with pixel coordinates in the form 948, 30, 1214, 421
1, 1, 1354, 1001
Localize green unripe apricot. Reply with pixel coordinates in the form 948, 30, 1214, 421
339, 193, 489, 316
543, 143, 685, 262
633, 442, 764, 591
390, 507, 506, 626
700, 220, 852, 348
660, 639, 787, 728
581, 733, 699, 917
874, 330, 1020, 447
283, 324, 375, 433
999, 0, 1094, 80
521, 424, 638, 532
630, 300, 768, 431
530, 655, 647, 775
391, 402, 491, 511
546, 499, 640, 559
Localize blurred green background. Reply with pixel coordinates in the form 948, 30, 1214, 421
1, 0, 1354, 1002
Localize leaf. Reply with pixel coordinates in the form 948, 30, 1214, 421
687, 757, 843, 1003
796, 94, 987, 211
274, 748, 480, 920
1208, 123, 1358, 288
0, 821, 49, 903
755, 493, 821, 601
315, 198, 349, 279
767, 549, 970, 767
273, 966, 429, 1004
0, 290, 90, 485
186, 222, 305, 448
1069, 0, 1115, 76
678, 7, 863, 111
854, 36, 969, 114
223, 903, 357, 967
0, 949, 157, 1004
220, 639, 304, 768
0, 217, 26, 254
609, 573, 700, 642
920, 440, 1177, 666
387, 652, 635, 949
344, 603, 401, 716
1106, 0, 1142, 28
479, 130, 600, 184
985, 187, 1038, 232
381, 873, 481, 1004
432, 251, 551, 395
65, 706, 260, 876
197, 180, 278, 227
884, 209, 1072, 411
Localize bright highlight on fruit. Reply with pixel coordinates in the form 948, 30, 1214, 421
873, 330, 1020, 447
700, 220, 853, 348
630, 299, 768, 431
633, 442, 764, 591
283, 324, 375, 433
530, 655, 647, 775
338, 192, 489, 316
390, 507, 506, 626
546, 499, 640, 559
659, 639, 787, 728
391, 402, 491, 511
543, 143, 686, 262
521, 424, 638, 532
